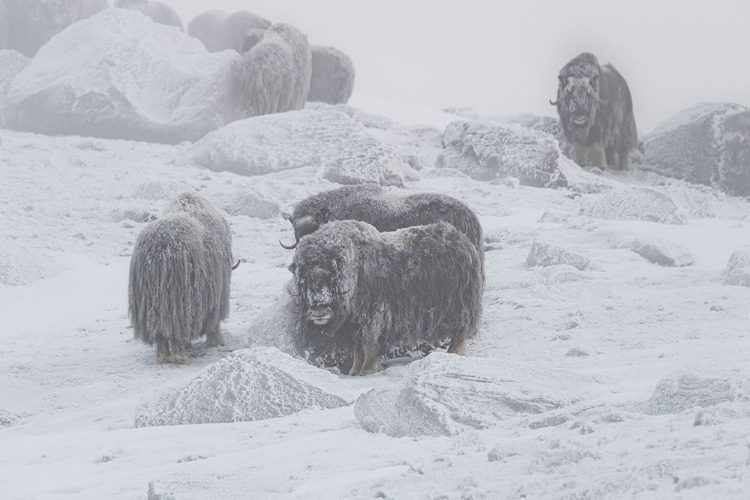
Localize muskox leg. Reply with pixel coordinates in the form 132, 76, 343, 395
617, 145, 631, 170
448, 337, 467, 356
591, 143, 607, 168
204, 325, 226, 348
358, 344, 383, 375
349, 344, 364, 376
155, 338, 190, 364
605, 145, 617, 169
574, 145, 587, 167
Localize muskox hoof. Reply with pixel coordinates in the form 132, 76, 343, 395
447, 338, 467, 356
156, 351, 190, 364
204, 329, 226, 348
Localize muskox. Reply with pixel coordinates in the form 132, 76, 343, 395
114, 0, 183, 30
187, 10, 271, 53
237, 23, 312, 118
0, 0, 109, 57
308, 45, 355, 105
281, 184, 484, 277
550, 52, 638, 170
290, 220, 483, 375
128, 193, 233, 363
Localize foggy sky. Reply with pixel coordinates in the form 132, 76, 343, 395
171, 0, 750, 134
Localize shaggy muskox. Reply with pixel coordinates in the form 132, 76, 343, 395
114, 0, 183, 30
128, 193, 233, 363
281, 184, 484, 276
308, 45, 355, 105
290, 220, 483, 375
0, 0, 109, 57
237, 23, 312, 118
551, 52, 638, 170
187, 10, 271, 53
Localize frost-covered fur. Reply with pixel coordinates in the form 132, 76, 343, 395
284, 184, 484, 277
114, 0, 183, 30
308, 45, 355, 105
237, 23, 312, 118
0, 0, 109, 57
291, 221, 483, 375
552, 52, 638, 170
128, 193, 233, 363
187, 10, 271, 53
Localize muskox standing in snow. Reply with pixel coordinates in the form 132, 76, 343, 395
187, 10, 271, 53
551, 52, 638, 170
281, 184, 484, 277
114, 0, 183, 30
290, 221, 483, 375
308, 45, 355, 105
237, 23, 312, 118
128, 193, 233, 364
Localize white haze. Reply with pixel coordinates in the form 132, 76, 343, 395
169, 0, 750, 134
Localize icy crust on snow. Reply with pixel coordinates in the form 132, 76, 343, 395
186, 108, 413, 186
722, 248, 750, 287
580, 187, 689, 225
134, 347, 350, 427
354, 353, 574, 437
645, 371, 750, 416
630, 237, 694, 267
2, 9, 240, 143
0, 50, 30, 107
643, 102, 750, 196
0, 239, 64, 286
526, 240, 593, 271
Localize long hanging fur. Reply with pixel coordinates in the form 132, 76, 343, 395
114, 0, 183, 30
187, 10, 271, 53
308, 45, 355, 105
291, 221, 483, 374
237, 23, 312, 118
128, 193, 233, 363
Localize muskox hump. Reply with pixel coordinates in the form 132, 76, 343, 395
308, 45, 355, 105
114, 0, 184, 30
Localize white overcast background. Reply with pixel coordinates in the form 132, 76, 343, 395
175, 0, 746, 134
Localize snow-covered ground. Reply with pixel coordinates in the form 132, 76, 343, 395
2, 96, 750, 500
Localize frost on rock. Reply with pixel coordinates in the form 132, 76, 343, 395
630, 237, 694, 267
581, 187, 689, 225
642, 103, 750, 196
0, 239, 63, 286
354, 353, 571, 437
135, 347, 350, 427
186, 108, 412, 186
644, 371, 750, 416
526, 240, 592, 271
2, 9, 240, 144
722, 248, 750, 287
0, 50, 30, 108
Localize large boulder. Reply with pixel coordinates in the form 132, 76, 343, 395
527, 240, 592, 271
185, 108, 415, 186
135, 347, 351, 427
642, 103, 750, 196
629, 237, 694, 267
645, 371, 749, 415
2, 9, 240, 144
0, 50, 30, 107
722, 248, 750, 287
581, 187, 689, 225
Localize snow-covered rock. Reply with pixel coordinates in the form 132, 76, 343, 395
132, 181, 188, 201
642, 103, 750, 196
0, 239, 63, 286
2, 9, 239, 144
222, 191, 280, 220
526, 240, 592, 271
0, 408, 17, 428
645, 371, 749, 415
185, 108, 413, 186
354, 353, 572, 437
134, 347, 351, 427
0, 50, 30, 108
722, 248, 750, 287
581, 187, 689, 225
630, 237, 694, 267
246, 285, 301, 356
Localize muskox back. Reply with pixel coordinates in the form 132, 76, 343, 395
308, 45, 355, 105
128, 193, 233, 363
237, 23, 312, 118
114, 0, 183, 30
188, 10, 271, 53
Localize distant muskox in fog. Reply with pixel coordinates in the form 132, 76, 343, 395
237, 23, 312, 118
550, 52, 638, 170
281, 184, 484, 277
308, 45, 355, 105
128, 193, 233, 364
0, 0, 109, 57
187, 10, 271, 53
290, 220, 483, 375
114, 0, 183, 30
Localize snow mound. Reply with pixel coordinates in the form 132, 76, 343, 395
630, 237, 694, 267
246, 285, 300, 356
354, 353, 571, 437
693, 402, 750, 426
645, 371, 750, 415
581, 187, 688, 225
526, 240, 592, 271
642, 103, 750, 196
185, 108, 413, 186
0, 240, 63, 286
134, 347, 350, 427
222, 191, 280, 220
722, 248, 750, 287
2, 9, 239, 144
132, 181, 188, 201
0, 50, 30, 107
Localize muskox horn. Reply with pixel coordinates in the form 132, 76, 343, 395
588, 87, 608, 105
549, 82, 571, 106
232, 260, 241, 270
279, 238, 298, 250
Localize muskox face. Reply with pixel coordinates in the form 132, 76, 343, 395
289, 256, 353, 336
551, 53, 608, 143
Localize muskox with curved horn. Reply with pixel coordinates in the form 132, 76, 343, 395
114, 0, 183, 30
280, 184, 484, 277
550, 52, 638, 170
128, 193, 234, 364
308, 45, 355, 105
237, 23, 312, 118
187, 10, 271, 53
290, 220, 483, 375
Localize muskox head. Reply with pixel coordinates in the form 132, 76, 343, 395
280, 208, 332, 250
240, 28, 266, 52
551, 53, 608, 142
